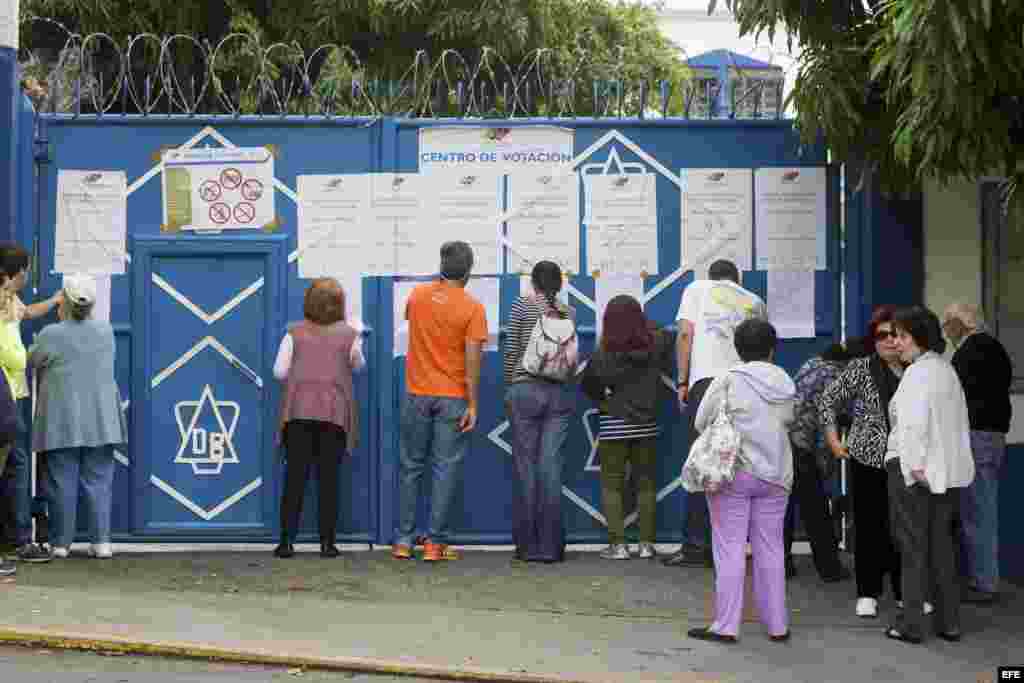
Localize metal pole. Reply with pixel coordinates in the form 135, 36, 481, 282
1, 0, 20, 244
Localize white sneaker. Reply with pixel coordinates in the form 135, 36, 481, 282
599, 544, 631, 560
88, 543, 113, 559
51, 547, 69, 559
636, 543, 657, 559
856, 597, 878, 618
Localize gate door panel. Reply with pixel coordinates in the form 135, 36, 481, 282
132, 236, 286, 537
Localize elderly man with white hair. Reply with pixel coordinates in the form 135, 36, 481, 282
942, 303, 1012, 604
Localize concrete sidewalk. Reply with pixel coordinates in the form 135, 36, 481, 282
0, 546, 1020, 682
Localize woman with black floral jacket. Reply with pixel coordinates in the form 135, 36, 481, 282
817, 307, 908, 619
784, 339, 865, 582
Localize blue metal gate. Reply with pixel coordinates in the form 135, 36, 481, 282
131, 236, 284, 537
23, 113, 837, 545
378, 120, 839, 544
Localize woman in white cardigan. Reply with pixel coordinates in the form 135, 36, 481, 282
884, 306, 974, 644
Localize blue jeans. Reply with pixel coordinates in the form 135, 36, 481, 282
7, 400, 34, 546
960, 431, 1005, 593
395, 395, 470, 546
44, 446, 116, 548
505, 381, 573, 561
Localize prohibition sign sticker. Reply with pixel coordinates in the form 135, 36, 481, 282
233, 202, 256, 224
220, 168, 243, 190
199, 180, 222, 202
240, 179, 264, 201
210, 202, 231, 225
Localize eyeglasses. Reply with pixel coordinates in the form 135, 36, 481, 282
875, 330, 898, 341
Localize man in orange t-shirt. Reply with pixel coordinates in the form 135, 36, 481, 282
393, 241, 487, 562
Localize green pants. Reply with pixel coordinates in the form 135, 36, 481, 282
598, 438, 658, 545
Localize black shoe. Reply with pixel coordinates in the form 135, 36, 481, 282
15, 544, 52, 564
936, 630, 962, 642
320, 543, 340, 558
273, 541, 294, 558
662, 546, 713, 568
769, 631, 791, 643
785, 556, 797, 579
884, 626, 922, 644
687, 627, 737, 644
821, 567, 853, 583
962, 588, 996, 604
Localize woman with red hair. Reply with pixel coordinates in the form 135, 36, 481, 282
581, 295, 673, 560
817, 306, 927, 618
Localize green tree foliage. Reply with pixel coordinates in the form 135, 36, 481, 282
19, 0, 691, 116
713, 0, 1024, 203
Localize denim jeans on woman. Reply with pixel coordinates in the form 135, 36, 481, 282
45, 445, 116, 549
395, 395, 470, 547
505, 381, 573, 562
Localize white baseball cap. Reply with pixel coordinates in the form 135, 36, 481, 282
62, 275, 97, 307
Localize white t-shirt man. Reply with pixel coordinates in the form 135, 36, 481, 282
676, 278, 767, 389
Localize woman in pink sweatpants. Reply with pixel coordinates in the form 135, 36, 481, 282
687, 319, 797, 644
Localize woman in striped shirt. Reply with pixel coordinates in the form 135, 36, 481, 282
503, 261, 575, 563
581, 295, 673, 560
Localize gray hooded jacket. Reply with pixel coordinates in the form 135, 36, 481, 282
695, 361, 797, 491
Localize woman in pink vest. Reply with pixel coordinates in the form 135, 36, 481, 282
273, 278, 364, 558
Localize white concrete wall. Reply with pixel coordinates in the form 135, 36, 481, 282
922, 177, 1024, 443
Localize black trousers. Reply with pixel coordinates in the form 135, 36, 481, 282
281, 420, 346, 542
886, 460, 960, 639
851, 457, 901, 600
682, 377, 713, 550
785, 446, 843, 578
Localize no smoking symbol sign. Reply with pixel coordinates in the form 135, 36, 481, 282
220, 168, 243, 190
233, 202, 256, 224
241, 179, 264, 201
209, 202, 231, 225
199, 180, 221, 202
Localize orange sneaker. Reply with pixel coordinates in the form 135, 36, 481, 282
422, 542, 460, 561
391, 544, 414, 560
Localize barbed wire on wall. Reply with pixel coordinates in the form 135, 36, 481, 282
16, 15, 795, 120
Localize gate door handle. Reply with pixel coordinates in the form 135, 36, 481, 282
228, 355, 263, 388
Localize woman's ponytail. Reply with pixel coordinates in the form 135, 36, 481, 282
531, 261, 566, 319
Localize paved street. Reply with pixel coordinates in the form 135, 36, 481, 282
1, 547, 1021, 682
0, 645, 441, 682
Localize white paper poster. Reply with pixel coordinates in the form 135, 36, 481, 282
755, 167, 827, 270
465, 277, 501, 352
92, 276, 112, 322
584, 173, 659, 276
767, 270, 816, 339
339, 272, 365, 332
162, 147, 276, 231
506, 171, 580, 275
393, 281, 417, 357
594, 275, 646, 339
423, 171, 503, 275
55, 170, 127, 275
374, 173, 424, 276
297, 174, 372, 278
681, 169, 753, 279
419, 126, 573, 174
1, 0, 19, 49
